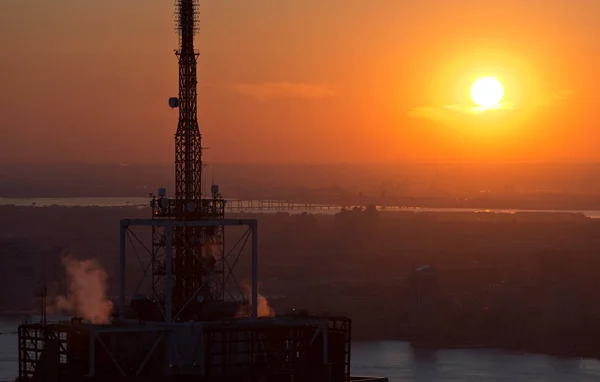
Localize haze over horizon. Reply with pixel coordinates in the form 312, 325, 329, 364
1, 0, 599, 165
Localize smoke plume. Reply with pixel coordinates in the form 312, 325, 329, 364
51, 253, 113, 324
236, 281, 274, 318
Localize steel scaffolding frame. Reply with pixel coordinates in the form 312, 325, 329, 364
119, 218, 259, 323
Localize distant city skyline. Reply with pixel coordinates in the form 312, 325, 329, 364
1, 0, 599, 164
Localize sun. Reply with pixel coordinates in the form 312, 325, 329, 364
470, 77, 504, 108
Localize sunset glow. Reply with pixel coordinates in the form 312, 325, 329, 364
1, 1, 599, 164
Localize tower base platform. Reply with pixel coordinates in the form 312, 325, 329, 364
18, 314, 354, 382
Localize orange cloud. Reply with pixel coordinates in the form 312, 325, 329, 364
409, 89, 574, 125
408, 102, 514, 124
230, 82, 334, 101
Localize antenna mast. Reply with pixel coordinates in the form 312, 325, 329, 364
150, 0, 228, 321
174, 0, 202, 201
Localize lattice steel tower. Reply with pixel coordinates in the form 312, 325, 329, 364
175, 0, 202, 200
149, 0, 228, 322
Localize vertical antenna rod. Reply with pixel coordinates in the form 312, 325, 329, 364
174, 0, 204, 311
175, 0, 202, 201
153, 0, 227, 322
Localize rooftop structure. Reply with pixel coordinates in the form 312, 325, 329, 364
16, 2, 388, 381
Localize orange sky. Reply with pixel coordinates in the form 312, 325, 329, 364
1, 0, 599, 164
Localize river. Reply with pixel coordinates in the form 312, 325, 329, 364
2, 317, 600, 381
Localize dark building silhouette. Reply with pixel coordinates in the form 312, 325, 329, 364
408, 265, 439, 342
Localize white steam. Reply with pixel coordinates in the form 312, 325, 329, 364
51, 253, 113, 324
236, 281, 274, 318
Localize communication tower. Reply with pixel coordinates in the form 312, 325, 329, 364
149, 0, 230, 321
16, 2, 359, 380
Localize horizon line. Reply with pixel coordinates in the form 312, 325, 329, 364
4, 160, 600, 166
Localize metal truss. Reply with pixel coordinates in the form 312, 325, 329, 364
174, 0, 202, 203
119, 219, 259, 323
18, 323, 171, 379
203, 317, 352, 382
18, 316, 352, 381
18, 325, 67, 380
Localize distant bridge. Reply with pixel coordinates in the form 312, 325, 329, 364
0, 197, 357, 211
225, 200, 344, 213
6, 198, 593, 218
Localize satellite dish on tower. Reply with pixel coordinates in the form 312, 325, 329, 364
168, 97, 179, 109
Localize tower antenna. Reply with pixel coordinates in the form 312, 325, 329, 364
174, 0, 202, 201
153, 0, 229, 320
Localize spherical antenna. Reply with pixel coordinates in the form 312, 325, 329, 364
168, 97, 179, 109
